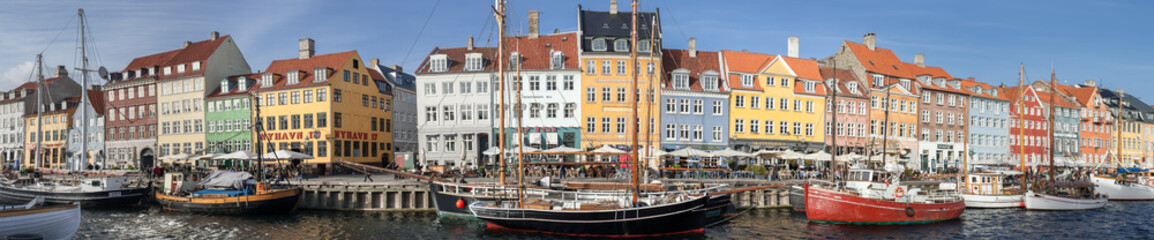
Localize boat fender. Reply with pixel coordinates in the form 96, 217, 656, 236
894, 187, 905, 198
905, 206, 915, 217
456, 198, 466, 208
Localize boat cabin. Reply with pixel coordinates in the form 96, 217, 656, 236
962, 171, 1022, 195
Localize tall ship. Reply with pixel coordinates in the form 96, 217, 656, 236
1021, 68, 1107, 210
804, 168, 965, 224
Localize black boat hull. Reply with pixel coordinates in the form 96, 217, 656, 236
0, 185, 149, 207
430, 182, 515, 219
471, 195, 709, 237
704, 193, 737, 225
155, 188, 302, 215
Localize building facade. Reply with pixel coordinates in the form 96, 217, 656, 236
18, 68, 83, 169
1030, 80, 1082, 165
1007, 86, 1049, 167
1099, 88, 1153, 167
105, 60, 160, 169
0, 81, 42, 166
659, 47, 728, 151
1064, 81, 1113, 165
498, 33, 583, 153
206, 75, 256, 157
821, 67, 869, 155
722, 50, 825, 152
155, 32, 251, 158
960, 80, 1011, 167
369, 61, 418, 161
66, 91, 105, 170
915, 77, 969, 172
577, 5, 662, 152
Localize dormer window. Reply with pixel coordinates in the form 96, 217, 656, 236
591, 38, 607, 51
163, 66, 172, 76
702, 71, 719, 91
260, 73, 274, 87
741, 74, 754, 88
638, 39, 651, 53
509, 52, 520, 70
464, 53, 483, 71
238, 76, 248, 91
429, 54, 448, 72
917, 75, 930, 83
614, 39, 628, 52
900, 79, 911, 90
672, 69, 690, 90
192, 61, 201, 71
313, 67, 328, 82
550, 51, 564, 70
872, 74, 884, 87
220, 79, 230, 94
136, 69, 143, 78
847, 81, 860, 94
177, 64, 186, 74
287, 70, 300, 85
804, 81, 816, 93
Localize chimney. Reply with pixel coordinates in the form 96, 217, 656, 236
467, 36, 474, 50
787, 36, 799, 58
1083, 80, 1097, 87
183, 41, 192, 48
528, 10, 540, 39
390, 65, 403, 73
55, 65, 68, 77
863, 33, 876, 51
688, 37, 697, 58
914, 53, 925, 67
210, 31, 220, 40
299, 38, 315, 59
610, 0, 618, 14
369, 59, 380, 68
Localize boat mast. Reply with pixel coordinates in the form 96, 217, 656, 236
1048, 69, 1056, 183
79, 9, 91, 171
830, 60, 838, 166
494, 0, 507, 187
515, 40, 525, 207
254, 94, 264, 182
1116, 89, 1124, 168
34, 54, 44, 170
1018, 64, 1026, 188
881, 89, 890, 169
642, 17, 656, 184
629, 0, 640, 204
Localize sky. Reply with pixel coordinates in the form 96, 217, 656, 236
1, 0, 1153, 100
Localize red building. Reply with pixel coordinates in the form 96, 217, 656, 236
1006, 85, 1048, 167
104, 60, 160, 169
821, 67, 869, 155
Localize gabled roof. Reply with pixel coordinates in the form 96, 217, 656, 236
374, 64, 415, 90
415, 47, 499, 73
578, 8, 658, 38
793, 78, 827, 96
842, 41, 915, 79
661, 49, 725, 93
1058, 84, 1098, 107
902, 62, 952, 79
506, 32, 580, 70
1034, 90, 1080, 109
121, 36, 231, 81
719, 50, 773, 74
369, 68, 394, 97
780, 57, 822, 81
819, 67, 868, 98
255, 50, 357, 91
957, 79, 1009, 101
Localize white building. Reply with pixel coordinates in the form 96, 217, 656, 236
497, 32, 582, 152
415, 39, 496, 168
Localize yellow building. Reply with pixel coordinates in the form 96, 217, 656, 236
721, 51, 826, 151
577, 8, 661, 152
24, 105, 76, 169
1114, 119, 1142, 166
252, 39, 393, 172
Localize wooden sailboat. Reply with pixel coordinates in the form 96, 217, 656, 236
1022, 68, 1107, 210
0, 9, 150, 208
0, 197, 80, 240
469, 1, 710, 236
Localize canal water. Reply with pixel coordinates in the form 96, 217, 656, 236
73, 202, 1154, 239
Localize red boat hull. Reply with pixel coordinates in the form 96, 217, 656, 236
805, 185, 965, 225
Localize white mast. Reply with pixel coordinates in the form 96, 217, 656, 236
34, 54, 44, 169
78, 8, 90, 171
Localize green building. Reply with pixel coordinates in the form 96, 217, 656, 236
205, 75, 257, 167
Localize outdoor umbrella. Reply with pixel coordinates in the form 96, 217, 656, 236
711, 148, 753, 158
213, 150, 259, 160
591, 145, 626, 153
262, 149, 315, 160
668, 147, 714, 158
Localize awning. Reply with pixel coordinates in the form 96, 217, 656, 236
529, 133, 542, 145
546, 132, 559, 145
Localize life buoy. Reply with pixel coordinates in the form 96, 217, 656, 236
894, 187, 905, 198
905, 206, 915, 217
456, 198, 466, 209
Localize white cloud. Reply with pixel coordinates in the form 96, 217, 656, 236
0, 61, 35, 88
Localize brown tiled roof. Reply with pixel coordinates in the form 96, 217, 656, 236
720, 50, 774, 91
506, 33, 579, 70
415, 47, 498, 73
819, 67, 868, 98
1058, 84, 1098, 107
958, 79, 1010, 101
661, 49, 725, 93
254, 50, 356, 91
781, 57, 823, 81
122, 36, 230, 81
843, 41, 915, 79
1035, 90, 1080, 109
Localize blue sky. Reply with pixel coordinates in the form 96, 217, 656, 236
2, 0, 1152, 100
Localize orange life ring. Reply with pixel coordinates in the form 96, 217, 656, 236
895, 187, 905, 198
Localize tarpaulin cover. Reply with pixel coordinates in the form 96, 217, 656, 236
198, 170, 253, 189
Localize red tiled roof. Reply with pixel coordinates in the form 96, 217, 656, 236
843, 41, 915, 79
122, 36, 231, 81
254, 51, 357, 91
415, 46, 498, 73
780, 57, 823, 81
505, 33, 580, 70
958, 79, 1009, 101
719, 50, 774, 74
661, 49, 725, 92
902, 62, 952, 79
793, 79, 828, 96
1058, 84, 1097, 107
1035, 90, 1080, 109
819, 67, 868, 98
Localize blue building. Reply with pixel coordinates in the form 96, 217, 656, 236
959, 79, 1011, 167
659, 46, 728, 151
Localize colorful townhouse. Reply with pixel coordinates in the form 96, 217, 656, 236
19, 67, 83, 169
959, 79, 1011, 166
821, 67, 869, 155
1030, 80, 1083, 165
577, 4, 662, 152
498, 31, 583, 152
155, 32, 252, 158
0, 77, 49, 166
65, 90, 105, 170
205, 75, 256, 158
415, 40, 496, 168
254, 39, 394, 172
106, 51, 163, 169
1006, 85, 1049, 167
909, 62, 968, 172
1099, 88, 1153, 167
1064, 80, 1114, 165
659, 43, 728, 151
721, 49, 826, 153
368, 61, 419, 164
821, 33, 920, 166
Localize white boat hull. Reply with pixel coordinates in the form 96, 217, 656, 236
0, 203, 81, 240
961, 194, 1023, 208
1090, 176, 1154, 201
1023, 191, 1107, 211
